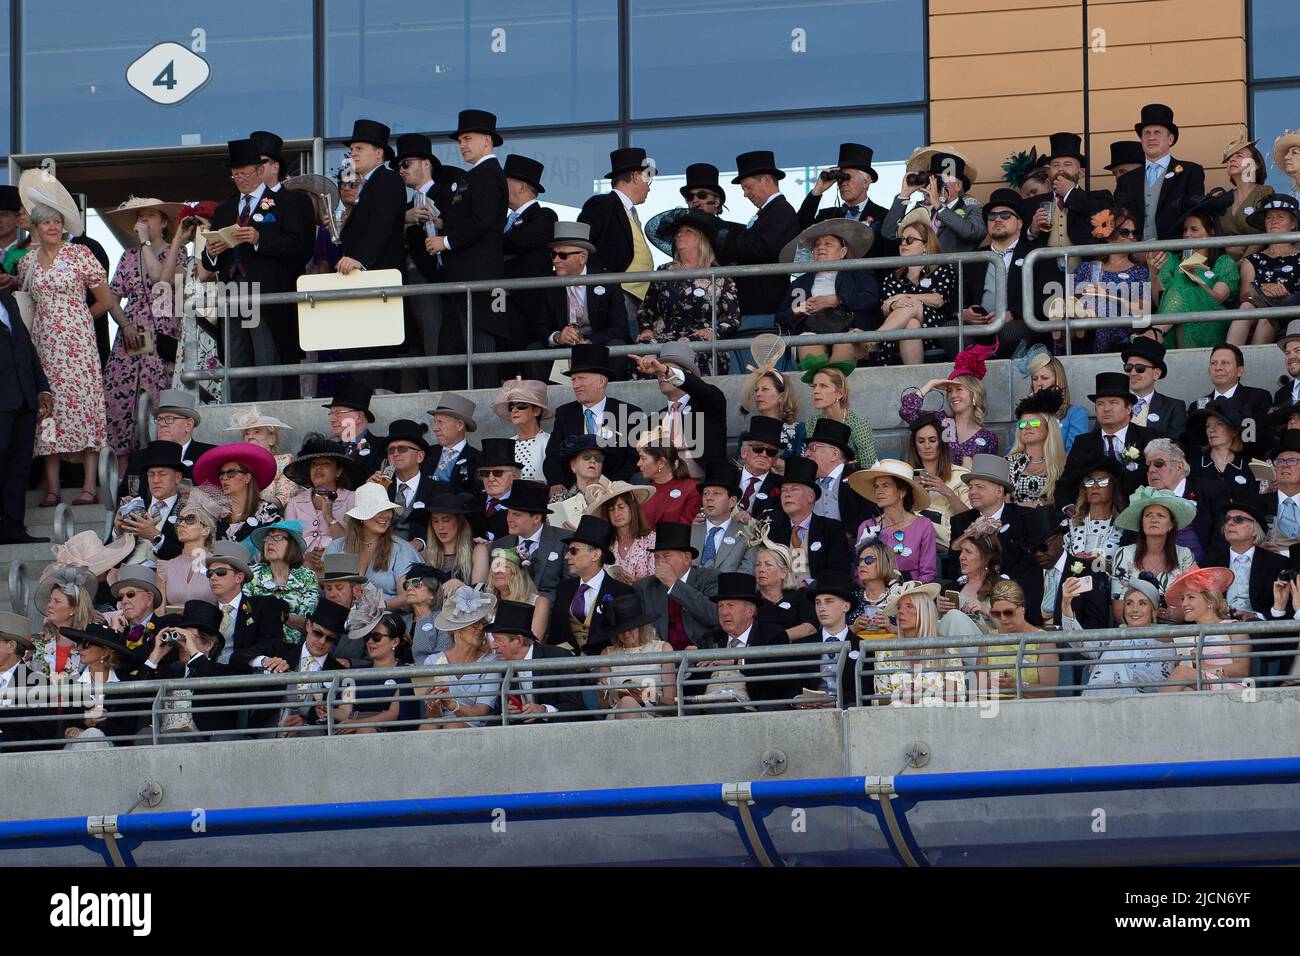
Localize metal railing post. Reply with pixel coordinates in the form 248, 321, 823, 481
220, 294, 232, 400
709, 271, 718, 374
325, 678, 337, 736
465, 290, 475, 391
182, 297, 200, 401
501, 663, 515, 727
150, 685, 164, 745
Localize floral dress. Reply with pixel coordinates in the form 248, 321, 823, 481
612, 531, 656, 580
899, 390, 998, 464
636, 264, 740, 376
1069, 260, 1149, 352
104, 245, 187, 455
244, 564, 321, 643
18, 244, 108, 456
876, 264, 956, 365
175, 256, 223, 403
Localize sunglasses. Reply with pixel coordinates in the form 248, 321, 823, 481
889, 530, 906, 555
1225, 514, 1255, 525
217, 468, 250, 480
507, 402, 538, 412
177, 514, 202, 525
1082, 477, 1111, 488
1123, 363, 1153, 374
858, 554, 877, 566
398, 159, 419, 169
987, 210, 1018, 221
989, 608, 1018, 618
748, 445, 780, 457
117, 590, 143, 600
478, 469, 511, 479
366, 632, 393, 642
403, 578, 430, 591
899, 236, 925, 246
1116, 227, 1138, 238
685, 190, 718, 202
565, 545, 592, 556
550, 250, 582, 260
576, 453, 604, 463
386, 443, 420, 455
1147, 460, 1169, 469
1017, 418, 1043, 429
206, 567, 234, 579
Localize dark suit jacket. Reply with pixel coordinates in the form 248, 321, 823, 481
227, 595, 292, 672
544, 396, 644, 487
246, 640, 348, 728
776, 269, 881, 335
440, 158, 508, 286
503, 643, 587, 718
423, 443, 482, 496
634, 567, 720, 650
727, 620, 798, 706
949, 503, 1036, 572
1136, 391, 1188, 443
766, 511, 851, 579
1187, 386, 1275, 458
271, 182, 319, 270
201, 188, 305, 291
0, 291, 50, 411
404, 169, 463, 282
549, 572, 633, 655
657, 369, 728, 472
1181, 476, 1228, 556
388, 471, 444, 546
1206, 544, 1289, 617
492, 527, 573, 602
790, 630, 872, 708
531, 267, 627, 348
1115, 158, 1207, 240
143, 650, 236, 733
0, 663, 59, 751
797, 192, 897, 258
1056, 424, 1153, 509
960, 241, 1030, 322
738, 470, 782, 520
504, 201, 561, 348
719, 195, 801, 315
1024, 186, 1112, 247
578, 191, 636, 274
1274, 378, 1300, 407
339, 164, 407, 272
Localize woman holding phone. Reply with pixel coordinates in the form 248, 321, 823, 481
282, 438, 363, 565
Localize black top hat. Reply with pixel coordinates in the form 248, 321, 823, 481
780, 456, 822, 498
711, 572, 760, 604
135, 440, 186, 474
807, 569, 855, 603
380, 419, 430, 455
560, 433, 603, 461
1105, 140, 1145, 172
732, 150, 785, 184
1246, 194, 1300, 232
927, 152, 970, 190
1047, 131, 1088, 167
176, 600, 224, 641
489, 599, 535, 637
391, 132, 436, 166
0, 185, 20, 212
680, 163, 725, 201
321, 381, 375, 423
1222, 498, 1270, 531
605, 147, 649, 180
603, 593, 658, 634
805, 418, 854, 459
1271, 430, 1300, 460
451, 109, 503, 147
984, 188, 1026, 220
420, 490, 478, 517
650, 521, 697, 557
249, 129, 285, 163
698, 462, 743, 498
568, 515, 614, 556
283, 437, 369, 489
479, 437, 523, 470
225, 138, 262, 169
502, 480, 550, 515
501, 154, 545, 194
836, 142, 878, 180
1120, 336, 1168, 377
1020, 507, 1067, 551
1187, 398, 1243, 443
58, 623, 132, 658
346, 119, 395, 159
309, 599, 350, 636
564, 343, 614, 378
740, 415, 786, 448
1135, 103, 1179, 142
1088, 372, 1136, 405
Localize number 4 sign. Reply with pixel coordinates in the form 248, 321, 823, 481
127, 42, 210, 106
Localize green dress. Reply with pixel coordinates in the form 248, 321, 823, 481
806, 409, 877, 468
1160, 253, 1239, 350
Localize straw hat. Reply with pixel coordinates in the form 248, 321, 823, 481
225, 406, 292, 433
779, 219, 874, 263
880, 580, 942, 617
1272, 130, 1300, 170
102, 196, 186, 237
491, 379, 553, 422
847, 458, 930, 511
1165, 567, 1235, 607
51, 530, 136, 576
345, 483, 404, 522
905, 145, 979, 185
583, 479, 656, 513
18, 168, 83, 236
1221, 131, 1259, 165
1115, 487, 1197, 533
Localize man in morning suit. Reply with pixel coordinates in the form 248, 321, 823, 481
1056, 373, 1151, 509
578, 147, 656, 334
0, 289, 51, 543
533, 223, 626, 365
1187, 343, 1274, 459
549, 516, 632, 655
491, 600, 587, 720
631, 341, 727, 480
707, 571, 797, 707
1121, 337, 1187, 442
735, 416, 785, 522
718, 150, 801, 328
1114, 103, 1206, 241
798, 142, 896, 259
380, 419, 442, 548
424, 393, 482, 496
491, 480, 571, 602
201, 138, 305, 403
959, 188, 1040, 360
691, 463, 755, 575
765, 457, 850, 580
633, 521, 720, 651
502, 153, 559, 376
543, 343, 643, 492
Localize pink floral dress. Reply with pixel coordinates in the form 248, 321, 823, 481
18, 244, 108, 456
104, 245, 187, 455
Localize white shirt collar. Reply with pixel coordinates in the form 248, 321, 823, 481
1214, 383, 1239, 399
396, 471, 421, 491
740, 467, 766, 485
1134, 388, 1156, 402
513, 198, 538, 216
524, 526, 543, 545
614, 188, 636, 213
757, 193, 780, 211
362, 165, 380, 183
240, 182, 268, 203
825, 463, 845, 483
1280, 489, 1300, 506
1230, 546, 1255, 562
729, 625, 752, 647
823, 626, 848, 642
985, 503, 1006, 522
1102, 424, 1129, 444
581, 568, 606, 593
447, 438, 467, 455
471, 154, 497, 169
152, 493, 178, 513
524, 642, 536, 661
582, 396, 608, 419
705, 517, 731, 535
298, 644, 327, 668
1172, 477, 1187, 497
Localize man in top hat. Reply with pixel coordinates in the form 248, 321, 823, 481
702, 571, 796, 707
630, 342, 727, 479
206, 541, 289, 669
250, 129, 319, 271
202, 137, 306, 402
377, 418, 439, 543
548, 515, 632, 654
718, 150, 801, 328
1025, 132, 1111, 248
766, 457, 851, 579
798, 143, 896, 258
1105, 141, 1145, 181
884, 148, 985, 254
1115, 104, 1206, 241
253, 599, 351, 733
336, 119, 406, 276
735, 416, 785, 521
957, 188, 1037, 360
322, 381, 380, 474
1187, 343, 1274, 459
803, 417, 877, 531
1274, 321, 1300, 407
1021, 507, 1068, 627
579, 147, 656, 333
138, 600, 239, 736
394, 131, 463, 392
1246, 431, 1300, 552
1121, 337, 1186, 441
424, 109, 510, 390
0, 611, 58, 751
0, 257, 52, 543
110, 440, 186, 561
690, 463, 754, 574
490, 600, 587, 720
790, 569, 869, 708
631, 520, 719, 651
1056, 373, 1152, 509
532, 223, 626, 361
681, 163, 726, 216
492, 479, 572, 601
543, 343, 643, 491
478, 438, 524, 539
425, 393, 482, 496
501, 154, 560, 378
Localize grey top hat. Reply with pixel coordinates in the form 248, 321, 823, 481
960, 453, 1015, 491
658, 340, 697, 371
109, 565, 163, 609
156, 389, 201, 425
1278, 320, 1300, 350
550, 221, 596, 255
206, 540, 251, 577
429, 393, 478, 432
0, 611, 34, 650
322, 552, 367, 583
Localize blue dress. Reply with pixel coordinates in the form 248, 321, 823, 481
1059, 405, 1089, 454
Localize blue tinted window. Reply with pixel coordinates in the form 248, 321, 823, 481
1252, 86, 1300, 182
0, 1, 9, 155
629, 0, 924, 120
1250, 0, 1300, 80
325, 0, 618, 138
20, 1, 312, 153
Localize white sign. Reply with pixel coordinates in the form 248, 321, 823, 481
127, 42, 210, 106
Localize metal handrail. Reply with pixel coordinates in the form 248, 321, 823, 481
51, 503, 74, 545
180, 251, 1007, 385
6, 560, 26, 614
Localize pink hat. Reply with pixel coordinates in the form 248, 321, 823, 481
193, 442, 277, 490
1165, 566, 1235, 607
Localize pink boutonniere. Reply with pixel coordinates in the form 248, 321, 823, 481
258, 197, 275, 210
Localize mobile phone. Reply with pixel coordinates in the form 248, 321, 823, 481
943, 590, 962, 606
913, 469, 927, 478
970, 305, 987, 316
1075, 576, 1093, 594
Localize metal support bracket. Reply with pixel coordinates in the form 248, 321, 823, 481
864, 776, 925, 867
87, 815, 127, 868
721, 782, 781, 867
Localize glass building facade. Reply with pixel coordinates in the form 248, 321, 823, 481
1250, 0, 1300, 181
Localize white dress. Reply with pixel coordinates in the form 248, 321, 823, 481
513, 433, 550, 483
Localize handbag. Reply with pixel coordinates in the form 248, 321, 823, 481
803, 309, 854, 335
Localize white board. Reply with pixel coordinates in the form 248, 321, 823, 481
296, 268, 405, 352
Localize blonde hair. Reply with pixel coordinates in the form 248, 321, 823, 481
813, 367, 851, 414
180, 505, 218, 547
990, 579, 1026, 607
611, 623, 660, 650
1201, 589, 1232, 620
741, 369, 800, 425
674, 226, 718, 269
950, 374, 988, 426
1007, 413, 1065, 500
858, 541, 900, 585
492, 557, 539, 604
898, 593, 939, 638
428, 514, 475, 582
1036, 356, 1073, 417
756, 547, 797, 589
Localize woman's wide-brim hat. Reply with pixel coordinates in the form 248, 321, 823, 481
248, 519, 307, 555
647, 207, 724, 256
1115, 486, 1197, 532
33, 563, 95, 616
59, 624, 132, 658
491, 379, 553, 422
1273, 129, 1300, 170
102, 196, 185, 235
433, 585, 498, 633
880, 580, 942, 617
1186, 397, 1243, 440
1221, 131, 1259, 165
1165, 566, 1235, 606
51, 530, 136, 576
906, 145, 979, 187
225, 406, 292, 433
603, 593, 658, 634
193, 443, 277, 491
847, 458, 931, 511
797, 353, 855, 385
779, 219, 873, 264
346, 483, 404, 522
18, 168, 83, 236
583, 480, 655, 512
1246, 194, 1300, 232
283, 438, 367, 489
